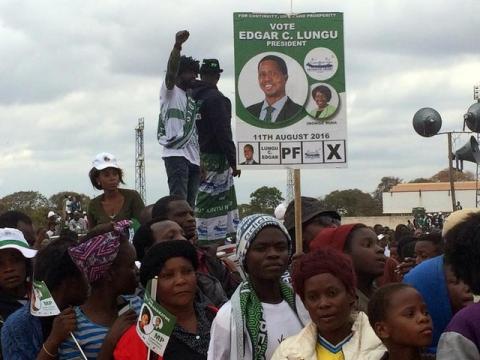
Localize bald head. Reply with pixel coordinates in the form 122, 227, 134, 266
150, 220, 186, 244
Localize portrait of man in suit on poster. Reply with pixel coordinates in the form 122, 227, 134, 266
246, 55, 303, 123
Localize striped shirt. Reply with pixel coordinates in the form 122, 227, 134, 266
58, 295, 142, 359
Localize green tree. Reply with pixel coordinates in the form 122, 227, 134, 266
249, 186, 284, 215
409, 177, 431, 183
49, 191, 91, 214
429, 168, 475, 182
238, 203, 254, 218
0, 191, 50, 226
372, 177, 402, 203
323, 189, 380, 216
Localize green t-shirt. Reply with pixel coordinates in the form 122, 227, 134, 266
87, 188, 145, 228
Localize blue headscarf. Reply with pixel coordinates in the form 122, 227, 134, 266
404, 255, 452, 353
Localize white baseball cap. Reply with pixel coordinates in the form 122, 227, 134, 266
0, 228, 37, 258
92, 152, 120, 171
47, 211, 56, 218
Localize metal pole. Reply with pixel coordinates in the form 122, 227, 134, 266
294, 169, 302, 254
447, 132, 457, 211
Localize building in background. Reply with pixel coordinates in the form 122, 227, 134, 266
383, 181, 477, 214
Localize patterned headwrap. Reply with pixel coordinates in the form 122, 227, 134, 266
68, 220, 131, 283
236, 214, 291, 273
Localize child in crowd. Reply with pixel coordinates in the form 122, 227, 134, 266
1, 236, 89, 359
309, 224, 386, 312
413, 232, 443, 265
208, 214, 309, 360
404, 254, 473, 353
272, 247, 385, 359
114, 240, 217, 359
368, 283, 434, 360
59, 220, 141, 359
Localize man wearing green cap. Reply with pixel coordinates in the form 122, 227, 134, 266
192, 59, 241, 247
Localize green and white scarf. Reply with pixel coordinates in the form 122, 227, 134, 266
231, 279, 298, 360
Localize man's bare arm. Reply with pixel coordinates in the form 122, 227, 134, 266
165, 30, 189, 90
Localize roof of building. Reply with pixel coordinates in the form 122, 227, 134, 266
389, 181, 478, 192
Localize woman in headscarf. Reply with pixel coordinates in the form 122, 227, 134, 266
207, 214, 309, 360
58, 220, 142, 359
113, 240, 218, 360
87, 152, 145, 230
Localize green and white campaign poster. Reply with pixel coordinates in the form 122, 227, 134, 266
30, 280, 60, 316
234, 12, 346, 169
136, 280, 176, 356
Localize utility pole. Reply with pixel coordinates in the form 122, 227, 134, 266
474, 84, 480, 207
135, 118, 146, 203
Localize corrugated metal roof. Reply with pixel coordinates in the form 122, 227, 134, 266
390, 181, 477, 192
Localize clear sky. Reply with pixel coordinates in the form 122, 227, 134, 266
1, 0, 479, 205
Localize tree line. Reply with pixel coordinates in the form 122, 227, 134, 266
1, 168, 473, 226
0, 191, 90, 227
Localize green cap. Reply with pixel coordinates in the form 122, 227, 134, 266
200, 59, 223, 74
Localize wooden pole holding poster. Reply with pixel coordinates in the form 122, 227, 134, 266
294, 169, 303, 255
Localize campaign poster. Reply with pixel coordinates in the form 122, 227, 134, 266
234, 12, 346, 169
136, 280, 176, 356
30, 280, 60, 316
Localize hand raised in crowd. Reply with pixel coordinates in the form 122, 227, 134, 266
175, 30, 189, 46
395, 257, 416, 278
232, 169, 241, 177
42, 307, 77, 356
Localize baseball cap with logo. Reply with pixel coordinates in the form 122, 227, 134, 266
92, 152, 120, 171
283, 196, 341, 231
199, 59, 223, 74
0, 228, 37, 258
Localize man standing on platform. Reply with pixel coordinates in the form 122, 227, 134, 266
192, 59, 241, 247
158, 30, 200, 208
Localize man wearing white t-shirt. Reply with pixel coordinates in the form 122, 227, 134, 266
158, 30, 200, 207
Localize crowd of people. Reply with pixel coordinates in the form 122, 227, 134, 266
1, 169, 480, 359
2, 29, 480, 359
